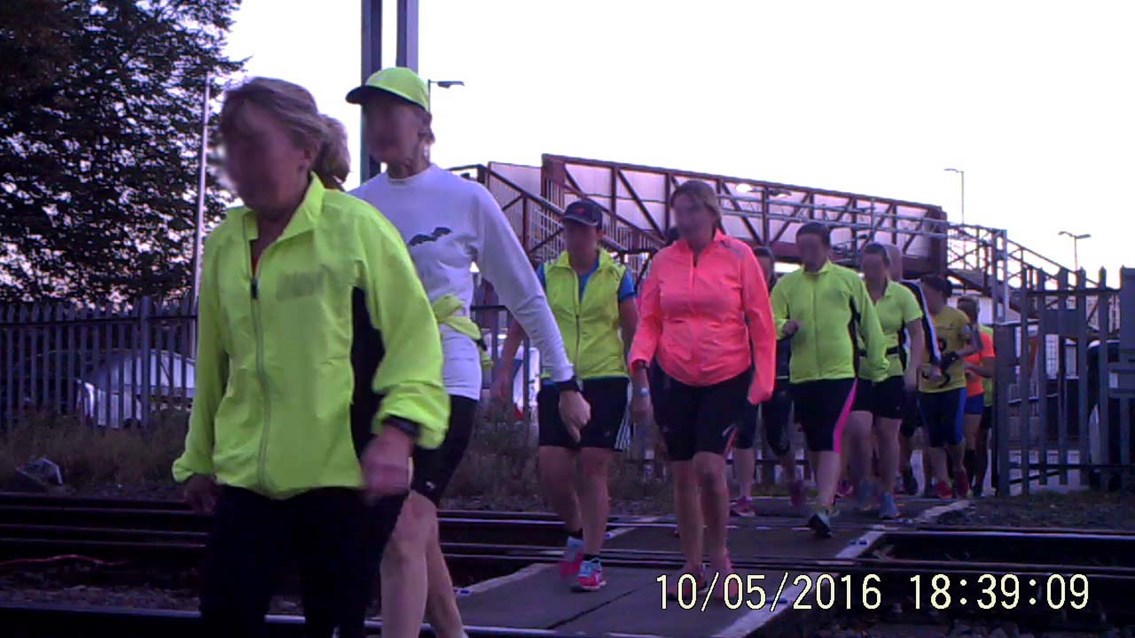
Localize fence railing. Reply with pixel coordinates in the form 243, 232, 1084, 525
0, 299, 532, 428
990, 273, 1134, 495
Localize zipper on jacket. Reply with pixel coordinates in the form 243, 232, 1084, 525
244, 223, 273, 492
572, 268, 582, 367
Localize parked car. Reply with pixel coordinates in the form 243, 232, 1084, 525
0, 349, 195, 428
1084, 341, 1134, 490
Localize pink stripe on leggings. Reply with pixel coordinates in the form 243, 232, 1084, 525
832, 380, 858, 455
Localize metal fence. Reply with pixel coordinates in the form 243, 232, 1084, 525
0, 296, 538, 430
991, 268, 1135, 494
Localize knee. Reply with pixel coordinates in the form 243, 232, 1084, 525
579, 451, 611, 484
693, 455, 724, 489
386, 499, 433, 563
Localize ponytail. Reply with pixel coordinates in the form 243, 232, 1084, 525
314, 115, 350, 191
220, 77, 353, 192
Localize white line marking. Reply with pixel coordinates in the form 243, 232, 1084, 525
913, 499, 972, 523
716, 500, 976, 638
461, 563, 554, 594
714, 524, 885, 638
608, 515, 661, 540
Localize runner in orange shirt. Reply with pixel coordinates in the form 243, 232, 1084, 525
629, 181, 776, 600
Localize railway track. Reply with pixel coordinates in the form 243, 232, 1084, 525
0, 602, 621, 638
4, 494, 1135, 632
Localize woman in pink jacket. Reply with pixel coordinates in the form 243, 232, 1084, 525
629, 180, 776, 600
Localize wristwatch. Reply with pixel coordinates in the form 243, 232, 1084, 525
384, 417, 421, 442
552, 376, 583, 394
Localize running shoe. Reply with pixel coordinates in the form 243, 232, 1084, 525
935, 480, 954, 500
789, 479, 807, 510
573, 558, 606, 592
807, 507, 835, 539
730, 496, 755, 518
855, 481, 876, 512
922, 481, 936, 498
901, 468, 919, 496
953, 468, 971, 499
559, 536, 585, 579
878, 492, 900, 520
972, 486, 984, 498
666, 565, 707, 599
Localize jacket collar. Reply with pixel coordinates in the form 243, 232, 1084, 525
674, 229, 728, 254
551, 249, 615, 273
801, 259, 833, 276
239, 173, 326, 241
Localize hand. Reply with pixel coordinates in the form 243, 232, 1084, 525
631, 393, 654, 427
361, 427, 414, 500
184, 474, 219, 515
929, 365, 945, 382
490, 372, 513, 409
904, 369, 918, 392
558, 390, 591, 443
783, 320, 801, 336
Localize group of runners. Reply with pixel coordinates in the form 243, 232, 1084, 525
172, 66, 998, 635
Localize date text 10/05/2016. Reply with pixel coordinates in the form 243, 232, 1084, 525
656, 573, 1091, 613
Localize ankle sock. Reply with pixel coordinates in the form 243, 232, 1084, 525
583, 553, 599, 563
568, 528, 584, 541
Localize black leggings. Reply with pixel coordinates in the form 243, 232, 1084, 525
200, 486, 405, 638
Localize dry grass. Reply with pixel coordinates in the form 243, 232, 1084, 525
0, 410, 674, 514
0, 411, 187, 489
441, 416, 673, 515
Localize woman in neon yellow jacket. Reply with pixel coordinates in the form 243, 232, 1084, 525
171, 77, 448, 638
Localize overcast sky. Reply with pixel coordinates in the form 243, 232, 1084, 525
225, 0, 1134, 278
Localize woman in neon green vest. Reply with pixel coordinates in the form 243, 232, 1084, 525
494, 200, 639, 593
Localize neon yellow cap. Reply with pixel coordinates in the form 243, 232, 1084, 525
345, 67, 430, 111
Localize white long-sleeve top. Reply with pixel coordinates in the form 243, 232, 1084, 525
352, 165, 574, 400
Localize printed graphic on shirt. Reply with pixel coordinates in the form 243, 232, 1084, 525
408, 226, 453, 247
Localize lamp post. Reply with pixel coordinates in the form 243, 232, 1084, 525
944, 167, 965, 225
1058, 231, 1091, 272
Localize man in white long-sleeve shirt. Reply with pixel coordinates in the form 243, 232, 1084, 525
347, 67, 590, 638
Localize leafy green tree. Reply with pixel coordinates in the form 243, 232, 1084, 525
0, 0, 243, 304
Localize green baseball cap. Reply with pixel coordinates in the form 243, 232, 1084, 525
346, 67, 430, 111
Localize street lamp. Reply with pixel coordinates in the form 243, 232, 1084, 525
428, 79, 465, 100
1058, 231, 1091, 272
944, 167, 965, 225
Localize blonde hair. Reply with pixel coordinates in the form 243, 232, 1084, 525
220, 77, 350, 190
671, 181, 725, 232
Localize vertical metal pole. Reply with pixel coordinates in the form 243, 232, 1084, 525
1097, 274, 1111, 485
1036, 271, 1049, 488
361, 0, 383, 182
995, 229, 1010, 324
994, 324, 1013, 497
1120, 268, 1135, 487
190, 72, 210, 305
1075, 275, 1090, 487
959, 170, 966, 226
396, 0, 419, 71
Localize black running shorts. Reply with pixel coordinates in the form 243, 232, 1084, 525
537, 377, 630, 450
851, 375, 906, 420
411, 395, 478, 506
653, 368, 751, 462
735, 380, 792, 457
918, 388, 966, 448
790, 378, 857, 453
900, 391, 923, 437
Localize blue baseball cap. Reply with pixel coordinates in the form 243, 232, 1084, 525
563, 199, 604, 230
